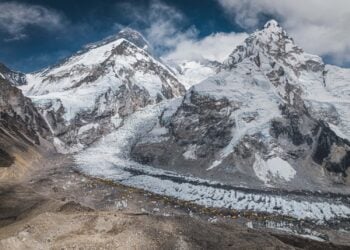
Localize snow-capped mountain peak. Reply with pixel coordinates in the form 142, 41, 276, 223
21, 29, 185, 152
224, 19, 323, 71
116, 28, 151, 52
263, 19, 283, 32
84, 28, 151, 54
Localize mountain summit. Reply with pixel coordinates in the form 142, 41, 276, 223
224, 19, 323, 74
264, 19, 282, 30
116, 28, 152, 52
84, 28, 152, 54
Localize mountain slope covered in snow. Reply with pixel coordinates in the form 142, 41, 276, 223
166, 59, 221, 89
130, 20, 350, 191
21, 29, 185, 152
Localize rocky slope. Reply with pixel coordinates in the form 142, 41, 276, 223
20, 29, 185, 152
3, 154, 348, 250
0, 74, 50, 178
130, 20, 350, 192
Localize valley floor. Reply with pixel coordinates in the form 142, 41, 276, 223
1, 154, 350, 249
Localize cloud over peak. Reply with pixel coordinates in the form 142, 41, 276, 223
217, 0, 350, 65
165, 31, 248, 63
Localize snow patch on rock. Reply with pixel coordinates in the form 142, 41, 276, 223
253, 154, 296, 185
183, 145, 197, 160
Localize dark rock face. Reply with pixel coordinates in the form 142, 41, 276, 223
131, 89, 238, 173
0, 78, 49, 143
169, 91, 236, 149
270, 105, 314, 147
0, 63, 27, 86
312, 122, 350, 176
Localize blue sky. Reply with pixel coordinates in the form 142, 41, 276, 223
0, 0, 243, 72
0, 0, 349, 72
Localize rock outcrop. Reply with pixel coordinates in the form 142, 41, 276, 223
0, 76, 49, 170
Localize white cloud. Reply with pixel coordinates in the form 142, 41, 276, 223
217, 0, 350, 65
145, 1, 198, 50
117, 0, 247, 62
165, 32, 248, 62
0, 2, 65, 41
117, 0, 198, 53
